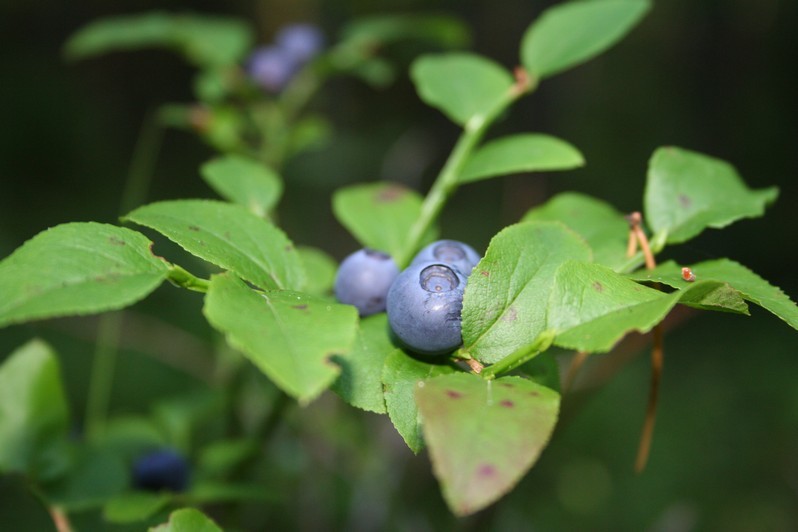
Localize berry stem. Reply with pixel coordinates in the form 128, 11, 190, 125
396, 72, 536, 267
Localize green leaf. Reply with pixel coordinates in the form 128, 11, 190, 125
104, 492, 171, 524
522, 192, 630, 269
200, 155, 283, 218
548, 261, 681, 352
150, 508, 222, 532
521, 0, 651, 79
411, 53, 514, 127
381, 351, 455, 453
644, 147, 779, 244
64, 12, 254, 68
630, 259, 798, 330
186, 481, 279, 504
296, 246, 337, 297
461, 221, 592, 364
0, 340, 71, 481
331, 314, 396, 414
197, 439, 258, 479
340, 14, 470, 49
459, 134, 584, 183
0, 223, 168, 328
203, 274, 358, 403
332, 182, 436, 259
124, 200, 305, 291
416, 373, 559, 516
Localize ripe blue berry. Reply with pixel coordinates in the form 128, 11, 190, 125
386, 262, 466, 355
335, 248, 399, 316
411, 240, 481, 276
275, 23, 325, 63
247, 45, 299, 93
132, 449, 189, 493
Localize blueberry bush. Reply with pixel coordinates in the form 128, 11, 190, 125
1, 1, 797, 529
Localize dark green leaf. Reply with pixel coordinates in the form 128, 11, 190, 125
186, 481, 280, 504
104, 492, 171, 524
381, 351, 455, 453
0, 340, 70, 481
548, 261, 680, 352
150, 508, 222, 532
0, 223, 168, 328
200, 155, 283, 218
411, 53, 514, 126
296, 246, 337, 297
64, 12, 254, 68
461, 221, 592, 364
197, 439, 258, 479
644, 147, 779, 244
203, 274, 358, 403
45, 446, 129, 510
416, 373, 559, 516
340, 14, 470, 49
521, 0, 651, 79
460, 134, 584, 183
522, 192, 629, 269
331, 314, 396, 414
124, 200, 305, 291
631, 259, 798, 330
332, 182, 436, 259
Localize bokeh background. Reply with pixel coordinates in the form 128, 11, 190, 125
1, 0, 797, 530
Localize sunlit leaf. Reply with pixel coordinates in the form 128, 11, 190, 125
200, 155, 283, 218
150, 508, 222, 532
644, 147, 778, 244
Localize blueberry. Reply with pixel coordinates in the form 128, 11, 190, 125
132, 449, 189, 493
334, 248, 400, 316
275, 23, 325, 63
246, 45, 299, 93
410, 240, 481, 276
386, 262, 466, 355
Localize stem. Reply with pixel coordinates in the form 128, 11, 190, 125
563, 351, 589, 393
480, 331, 555, 380
49, 506, 73, 532
167, 264, 211, 293
396, 75, 535, 267
635, 323, 663, 473
84, 312, 122, 439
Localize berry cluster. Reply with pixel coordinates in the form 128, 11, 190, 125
334, 240, 481, 355
246, 23, 325, 93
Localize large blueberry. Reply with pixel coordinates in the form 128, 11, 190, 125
246, 45, 299, 93
132, 449, 190, 493
334, 248, 399, 316
387, 262, 466, 355
410, 240, 481, 276
275, 23, 325, 63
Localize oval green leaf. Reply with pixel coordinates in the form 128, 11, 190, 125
64, 12, 254, 68
203, 274, 358, 404
296, 246, 337, 297
124, 199, 305, 291
0, 340, 70, 481
381, 351, 456, 454
460, 133, 584, 183
150, 508, 222, 532
521, 0, 651, 79
332, 182, 436, 260
0, 223, 169, 328
411, 52, 514, 127
415, 373, 559, 516
331, 313, 396, 414
631, 259, 798, 331
644, 147, 779, 245
200, 155, 283, 218
461, 221, 592, 364
522, 192, 629, 269
103, 492, 171, 524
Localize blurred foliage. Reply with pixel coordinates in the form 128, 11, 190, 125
1, 0, 796, 529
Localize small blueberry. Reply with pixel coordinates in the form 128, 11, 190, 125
132, 449, 190, 493
411, 240, 481, 276
334, 248, 400, 316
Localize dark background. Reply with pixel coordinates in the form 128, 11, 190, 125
1, 0, 797, 530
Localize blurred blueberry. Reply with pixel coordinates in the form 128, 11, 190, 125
275, 23, 325, 63
335, 248, 399, 316
387, 262, 466, 355
411, 240, 481, 276
132, 449, 189, 492
247, 45, 299, 92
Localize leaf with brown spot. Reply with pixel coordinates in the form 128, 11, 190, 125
415, 373, 559, 516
